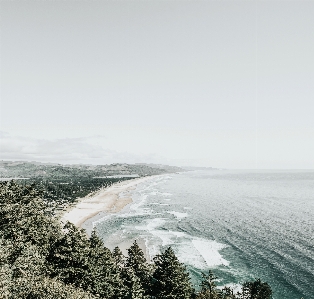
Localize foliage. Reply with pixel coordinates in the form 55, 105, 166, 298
196, 270, 221, 299
86, 230, 126, 298
0, 180, 273, 299
27, 177, 127, 215
46, 221, 90, 287
152, 247, 193, 299
112, 246, 125, 271
123, 269, 147, 299
124, 240, 152, 296
0, 237, 96, 299
0, 181, 61, 254
0, 161, 182, 180
241, 278, 272, 299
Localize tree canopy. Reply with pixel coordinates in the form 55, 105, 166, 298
0, 180, 273, 299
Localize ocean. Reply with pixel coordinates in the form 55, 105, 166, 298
94, 170, 314, 299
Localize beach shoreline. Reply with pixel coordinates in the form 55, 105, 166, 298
61, 175, 160, 228
60, 175, 161, 259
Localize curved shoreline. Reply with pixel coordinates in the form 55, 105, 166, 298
61, 175, 160, 231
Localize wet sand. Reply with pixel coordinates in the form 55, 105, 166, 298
61, 175, 158, 227
60, 175, 159, 260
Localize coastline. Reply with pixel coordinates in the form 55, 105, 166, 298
61, 175, 160, 228
60, 175, 161, 259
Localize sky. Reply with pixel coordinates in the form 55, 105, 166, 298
0, 0, 314, 169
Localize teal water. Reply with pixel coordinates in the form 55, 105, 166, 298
95, 170, 314, 299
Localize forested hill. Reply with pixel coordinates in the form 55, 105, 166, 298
0, 161, 183, 215
0, 160, 183, 179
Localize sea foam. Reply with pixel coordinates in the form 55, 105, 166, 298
168, 211, 188, 219
192, 239, 229, 267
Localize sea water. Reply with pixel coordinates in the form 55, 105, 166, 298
95, 170, 314, 299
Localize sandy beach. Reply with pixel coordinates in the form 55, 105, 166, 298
61, 175, 158, 228
61, 175, 159, 259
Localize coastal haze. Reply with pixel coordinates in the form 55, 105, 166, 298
1, 1, 314, 169
1, 2, 314, 298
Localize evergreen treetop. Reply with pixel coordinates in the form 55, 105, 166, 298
152, 247, 193, 299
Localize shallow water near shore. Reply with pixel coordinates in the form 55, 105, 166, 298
94, 170, 314, 299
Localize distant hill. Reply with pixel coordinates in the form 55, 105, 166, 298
0, 160, 184, 179
0, 160, 185, 214
135, 163, 183, 173
181, 166, 216, 171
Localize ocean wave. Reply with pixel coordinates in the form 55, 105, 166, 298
92, 214, 113, 227
192, 238, 230, 267
134, 217, 166, 232
132, 218, 230, 270
175, 240, 208, 269
160, 192, 172, 196
168, 211, 188, 219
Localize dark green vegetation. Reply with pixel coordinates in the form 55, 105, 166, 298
23, 177, 128, 215
0, 161, 182, 214
0, 180, 273, 299
0, 161, 183, 179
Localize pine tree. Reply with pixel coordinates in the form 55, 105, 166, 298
113, 246, 125, 271
201, 270, 218, 293
29, 277, 98, 299
196, 270, 221, 299
220, 286, 237, 299
123, 269, 147, 299
241, 278, 272, 299
0, 180, 274, 299
87, 230, 126, 298
0, 238, 14, 298
125, 240, 152, 294
46, 221, 90, 288
152, 247, 193, 299
10, 242, 46, 297
0, 238, 97, 299
0, 181, 61, 254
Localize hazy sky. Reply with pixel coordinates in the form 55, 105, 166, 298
1, 0, 314, 169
